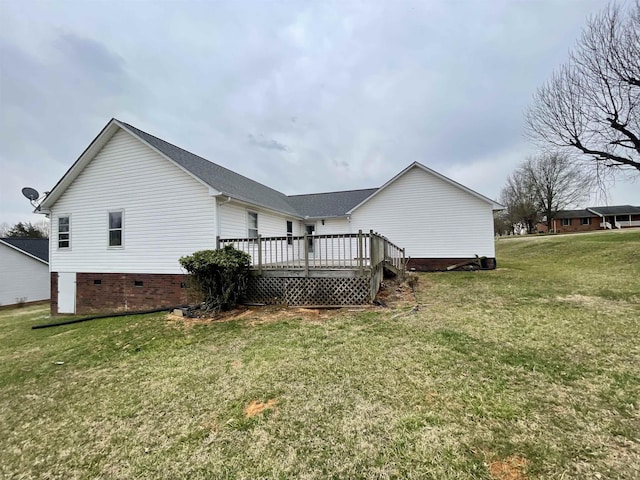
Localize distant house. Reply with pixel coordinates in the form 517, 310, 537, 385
537, 205, 640, 233
38, 118, 502, 314
0, 238, 49, 306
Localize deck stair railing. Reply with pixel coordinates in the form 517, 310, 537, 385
218, 230, 405, 277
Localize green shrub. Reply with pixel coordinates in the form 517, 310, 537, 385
179, 245, 252, 312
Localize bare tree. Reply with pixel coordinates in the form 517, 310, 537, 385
526, 2, 640, 173
522, 153, 593, 232
500, 169, 539, 233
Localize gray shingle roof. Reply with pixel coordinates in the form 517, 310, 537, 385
588, 205, 640, 216
0, 238, 49, 263
121, 121, 379, 219
121, 122, 301, 217
554, 209, 593, 219
288, 188, 378, 218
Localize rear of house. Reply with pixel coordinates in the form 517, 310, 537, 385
38, 119, 501, 315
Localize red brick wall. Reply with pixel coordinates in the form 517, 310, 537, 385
52, 272, 198, 315
407, 257, 496, 271
538, 217, 600, 233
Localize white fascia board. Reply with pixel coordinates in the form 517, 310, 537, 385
346, 162, 501, 214
586, 208, 605, 217
0, 240, 49, 265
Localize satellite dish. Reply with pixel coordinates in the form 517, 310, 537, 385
22, 187, 40, 201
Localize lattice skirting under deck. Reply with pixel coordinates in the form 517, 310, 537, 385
245, 276, 371, 305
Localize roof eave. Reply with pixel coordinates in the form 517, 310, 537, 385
0, 240, 49, 265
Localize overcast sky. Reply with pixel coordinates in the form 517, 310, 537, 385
1, 0, 638, 227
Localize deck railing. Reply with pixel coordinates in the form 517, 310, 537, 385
218, 230, 405, 277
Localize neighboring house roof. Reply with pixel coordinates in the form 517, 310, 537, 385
39, 119, 502, 218
288, 188, 378, 218
587, 205, 640, 216
553, 209, 593, 219
0, 238, 49, 264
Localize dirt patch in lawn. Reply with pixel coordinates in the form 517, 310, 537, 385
488, 455, 528, 480
166, 305, 351, 329
376, 278, 418, 307
244, 399, 277, 417
556, 294, 632, 314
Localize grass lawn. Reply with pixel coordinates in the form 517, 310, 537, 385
1, 230, 639, 479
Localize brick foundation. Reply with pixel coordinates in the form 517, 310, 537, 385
407, 257, 497, 272
52, 272, 198, 315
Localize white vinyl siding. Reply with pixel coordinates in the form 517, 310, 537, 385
314, 217, 350, 235
0, 244, 49, 305
350, 166, 495, 258
218, 201, 302, 239
49, 129, 217, 274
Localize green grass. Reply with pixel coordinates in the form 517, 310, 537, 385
1, 230, 639, 479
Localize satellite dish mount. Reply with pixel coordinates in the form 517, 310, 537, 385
22, 187, 41, 209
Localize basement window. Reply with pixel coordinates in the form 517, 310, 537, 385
93, 279, 102, 285
134, 280, 144, 287
108, 210, 124, 247
581, 217, 591, 225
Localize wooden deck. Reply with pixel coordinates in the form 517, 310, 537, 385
219, 231, 405, 305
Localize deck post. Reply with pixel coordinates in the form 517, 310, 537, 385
402, 248, 406, 275
369, 230, 376, 267
358, 230, 364, 276
257, 235, 263, 275
304, 234, 309, 277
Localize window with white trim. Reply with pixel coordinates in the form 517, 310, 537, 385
286, 221, 293, 245
580, 217, 591, 225
108, 211, 123, 247
248, 211, 258, 238
562, 218, 571, 226
58, 216, 70, 249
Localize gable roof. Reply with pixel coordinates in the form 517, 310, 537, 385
346, 162, 504, 213
0, 238, 49, 264
288, 188, 378, 218
587, 205, 640, 216
39, 119, 302, 217
120, 122, 301, 217
39, 119, 502, 219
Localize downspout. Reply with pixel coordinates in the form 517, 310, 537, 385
216, 196, 232, 239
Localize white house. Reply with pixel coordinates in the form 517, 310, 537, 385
38, 118, 501, 314
0, 238, 50, 306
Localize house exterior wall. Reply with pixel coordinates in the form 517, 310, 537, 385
545, 217, 601, 233
0, 245, 50, 306
313, 217, 350, 235
49, 129, 218, 275
218, 201, 301, 238
349, 166, 496, 261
